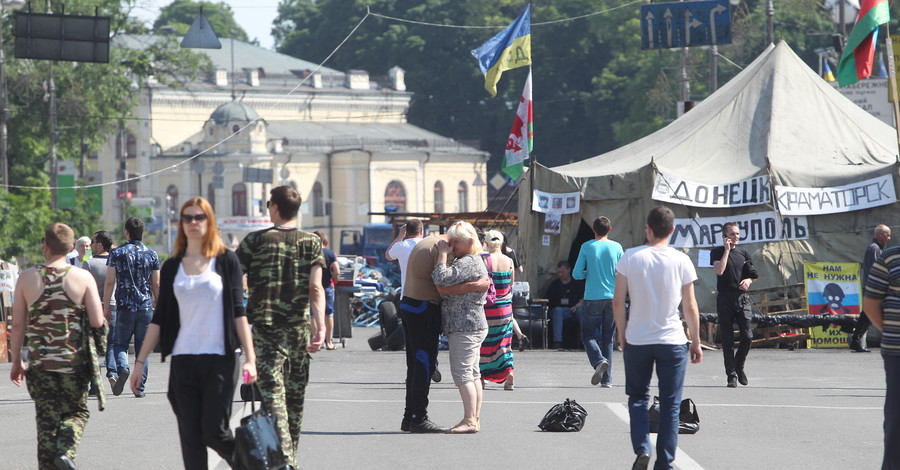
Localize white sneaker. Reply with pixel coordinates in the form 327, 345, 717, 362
591, 360, 609, 385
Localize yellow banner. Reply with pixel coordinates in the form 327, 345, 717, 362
803, 262, 860, 348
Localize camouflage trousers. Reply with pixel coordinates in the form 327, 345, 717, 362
253, 324, 311, 466
25, 368, 90, 470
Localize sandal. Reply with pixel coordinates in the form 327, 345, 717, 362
447, 417, 479, 434
325, 343, 336, 350
504, 375, 515, 391
518, 335, 530, 352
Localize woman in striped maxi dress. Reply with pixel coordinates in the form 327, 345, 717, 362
479, 230, 518, 390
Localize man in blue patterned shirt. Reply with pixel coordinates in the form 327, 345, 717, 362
103, 217, 160, 398
863, 243, 900, 470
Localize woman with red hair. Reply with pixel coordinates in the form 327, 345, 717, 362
131, 197, 257, 468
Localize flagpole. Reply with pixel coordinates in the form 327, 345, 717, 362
885, 25, 900, 152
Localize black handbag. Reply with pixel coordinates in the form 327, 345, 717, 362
648, 396, 701, 434
233, 386, 291, 470
240, 382, 262, 402
538, 398, 587, 432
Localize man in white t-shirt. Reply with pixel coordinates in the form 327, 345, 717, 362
612, 206, 702, 470
386, 218, 424, 298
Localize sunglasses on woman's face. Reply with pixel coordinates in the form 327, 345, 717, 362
181, 213, 208, 223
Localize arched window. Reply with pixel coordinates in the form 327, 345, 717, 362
166, 185, 179, 222
384, 180, 407, 212
434, 181, 444, 213
207, 183, 216, 210
312, 181, 325, 217
232, 182, 247, 216
457, 181, 468, 212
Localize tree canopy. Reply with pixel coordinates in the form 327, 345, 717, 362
0, 0, 211, 264
153, 0, 250, 43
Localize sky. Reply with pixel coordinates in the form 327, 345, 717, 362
130, 0, 281, 50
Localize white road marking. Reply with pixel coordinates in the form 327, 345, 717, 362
606, 403, 704, 470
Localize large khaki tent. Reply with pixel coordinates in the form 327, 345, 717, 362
519, 41, 900, 309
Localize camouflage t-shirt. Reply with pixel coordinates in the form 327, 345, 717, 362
26, 265, 85, 373
237, 226, 325, 327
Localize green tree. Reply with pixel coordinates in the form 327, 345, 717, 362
0, 0, 211, 265
154, 0, 250, 43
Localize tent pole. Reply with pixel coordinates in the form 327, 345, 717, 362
884, 25, 900, 153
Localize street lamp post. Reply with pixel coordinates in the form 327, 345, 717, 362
0, 0, 25, 191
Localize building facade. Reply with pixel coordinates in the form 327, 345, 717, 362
94, 36, 488, 253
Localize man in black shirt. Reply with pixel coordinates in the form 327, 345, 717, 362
544, 261, 585, 350
711, 222, 758, 388
850, 224, 891, 352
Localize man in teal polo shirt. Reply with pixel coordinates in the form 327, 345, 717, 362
573, 216, 623, 387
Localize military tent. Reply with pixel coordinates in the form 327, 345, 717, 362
519, 41, 900, 309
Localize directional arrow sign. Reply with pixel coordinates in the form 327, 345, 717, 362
640, 0, 732, 50
684, 9, 703, 46
665, 9, 673, 48
709, 3, 727, 45
645, 10, 655, 46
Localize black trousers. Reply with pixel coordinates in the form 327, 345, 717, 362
850, 311, 871, 347
168, 354, 238, 469
398, 297, 441, 422
717, 292, 753, 378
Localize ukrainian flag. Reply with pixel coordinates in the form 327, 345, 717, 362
471, 5, 532, 97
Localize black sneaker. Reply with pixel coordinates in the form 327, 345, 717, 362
631, 453, 650, 470
401, 417, 411, 432
737, 370, 748, 386
113, 369, 129, 396
554, 342, 564, 351
727, 376, 738, 388
410, 418, 447, 434
53, 454, 77, 470
431, 368, 442, 383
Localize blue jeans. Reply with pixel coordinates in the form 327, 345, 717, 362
114, 308, 152, 393
551, 305, 581, 343
582, 299, 615, 385
624, 343, 688, 470
324, 285, 335, 317
105, 305, 117, 378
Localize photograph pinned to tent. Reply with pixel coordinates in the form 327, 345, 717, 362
544, 212, 561, 234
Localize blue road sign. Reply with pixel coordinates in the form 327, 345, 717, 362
640, 0, 732, 50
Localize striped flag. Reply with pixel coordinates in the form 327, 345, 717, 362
823, 61, 836, 82
503, 71, 532, 181
837, 0, 890, 87
471, 6, 532, 97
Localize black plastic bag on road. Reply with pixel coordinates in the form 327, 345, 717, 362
538, 398, 587, 432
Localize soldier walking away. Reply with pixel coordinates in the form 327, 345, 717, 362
237, 185, 326, 466
9, 223, 106, 469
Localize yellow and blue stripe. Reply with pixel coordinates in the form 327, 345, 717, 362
471, 5, 532, 97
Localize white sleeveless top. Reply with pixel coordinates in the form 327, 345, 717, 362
172, 257, 226, 356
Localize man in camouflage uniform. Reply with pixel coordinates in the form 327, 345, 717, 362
237, 185, 325, 466
9, 223, 105, 469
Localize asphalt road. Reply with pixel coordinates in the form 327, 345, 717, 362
0, 327, 887, 469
